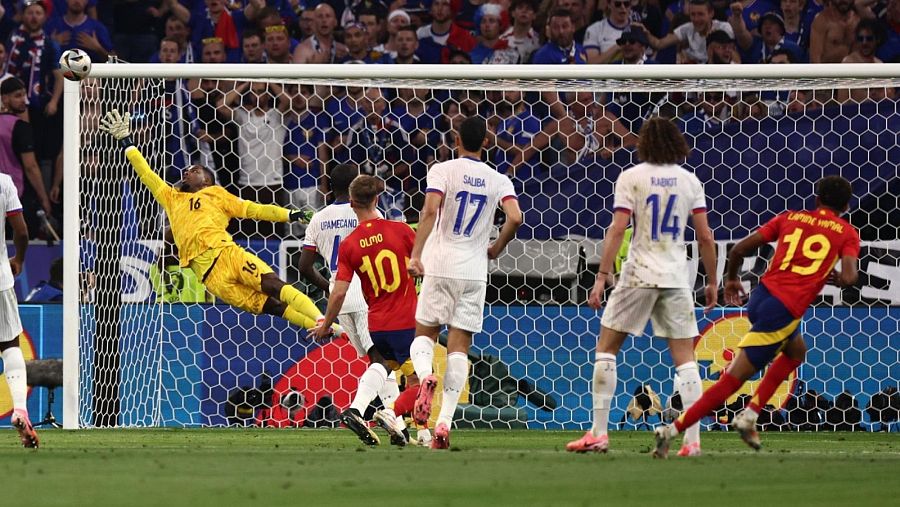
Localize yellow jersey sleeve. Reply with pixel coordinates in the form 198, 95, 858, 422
125, 146, 172, 208
242, 201, 291, 222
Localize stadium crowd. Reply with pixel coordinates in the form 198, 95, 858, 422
0, 0, 898, 238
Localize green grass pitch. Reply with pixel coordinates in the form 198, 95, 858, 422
5, 429, 899, 506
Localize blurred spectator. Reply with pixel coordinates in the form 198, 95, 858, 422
556, 91, 637, 163
169, 0, 262, 63
454, 0, 489, 31
809, 0, 858, 62
606, 31, 664, 133
265, 24, 294, 63
46, 0, 112, 63
871, 0, 899, 62
241, 27, 265, 62
731, 0, 778, 34
416, 0, 476, 63
493, 89, 548, 180
24, 257, 62, 302
0, 77, 52, 236
157, 37, 205, 184
558, 0, 590, 40
188, 43, 238, 191
803, 0, 825, 38
677, 90, 735, 132
150, 14, 195, 63
732, 10, 806, 63
499, 0, 540, 64
631, 0, 665, 39
109, 0, 158, 63
284, 92, 323, 218
618, 28, 655, 64
293, 3, 347, 63
342, 21, 387, 62
392, 25, 420, 63
448, 47, 473, 62
472, 4, 517, 63
216, 81, 291, 237
255, 5, 301, 53
356, 7, 386, 49
296, 6, 317, 40
532, 8, 587, 63
4, 0, 62, 204
706, 28, 738, 63
584, 0, 633, 64
780, 0, 809, 48
374, 9, 409, 57
638, 0, 735, 63
838, 19, 894, 102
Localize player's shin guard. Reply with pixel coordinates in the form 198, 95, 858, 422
350, 363, 389, 415
675, 372, 743, 434
747, 353, 802, 414
436, 352, 468, 427
410, 336, 435, 378
2, 347, 28, 410
591, 352, 617, 438
675, 362, 702, 446
281, 306, 318, 329
379, 371, 400, 411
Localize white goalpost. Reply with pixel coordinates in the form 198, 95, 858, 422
63, 64, 900, 430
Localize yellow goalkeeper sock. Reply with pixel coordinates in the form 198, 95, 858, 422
281, 306, 318, 329
279, 284, 345, 335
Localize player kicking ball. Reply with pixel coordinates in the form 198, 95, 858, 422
312, 175, 422, 447
100, 110, 345, 337
652, 176, 860, 457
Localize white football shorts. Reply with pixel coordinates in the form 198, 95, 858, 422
416, 276, 487, 333
338, 310, 372, 357
0, 288, 22, 342
600, 286, 699, 339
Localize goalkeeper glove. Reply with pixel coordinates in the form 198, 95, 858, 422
99, 109, 134, 148
288, 209, 314, 224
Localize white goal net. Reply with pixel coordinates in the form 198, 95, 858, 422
64, 64, 900, 431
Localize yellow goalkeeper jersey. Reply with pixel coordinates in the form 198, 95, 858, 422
125, 146, 290, 276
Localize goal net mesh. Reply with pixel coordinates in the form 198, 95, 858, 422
75, 72, 900, 430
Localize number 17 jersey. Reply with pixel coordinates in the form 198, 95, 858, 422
613, 162, 707, 289
336, 218, 417, 332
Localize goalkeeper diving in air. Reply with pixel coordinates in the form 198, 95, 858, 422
100, 110, 346, 337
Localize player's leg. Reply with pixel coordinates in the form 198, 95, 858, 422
372, 333, 417, 447
432, 326, 472, 450
341, 343, 389, 446
0, 290, 37, 448
654, 288, 703, 456
343, 310, 400, 413
411, 275, 452, 426
567, 287, 654, 453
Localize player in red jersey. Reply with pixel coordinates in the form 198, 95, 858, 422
313, 175, 420, 446
652, 176, 860, 457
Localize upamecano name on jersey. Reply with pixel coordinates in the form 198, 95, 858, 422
321, 218, 358, 230
651, 177, 678, 187
463, 175, 487, 187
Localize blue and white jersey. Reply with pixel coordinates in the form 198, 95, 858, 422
612, 162, 706, 288
0, 174, 22, 291
423, 157, 517, 281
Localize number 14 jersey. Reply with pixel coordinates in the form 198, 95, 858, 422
336, 218, 418, 332
612, 162, 707, 289
423, 157, 517, 282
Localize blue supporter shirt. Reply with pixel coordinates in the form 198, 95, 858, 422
742, 35, 807, 64
740, 0, 777, 33
530, 42, 587, 64
44, 15, 113, 63
494, 107, 543, 179
284, 114, 322, 190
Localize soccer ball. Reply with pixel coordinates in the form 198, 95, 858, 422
59, 49, 92, 81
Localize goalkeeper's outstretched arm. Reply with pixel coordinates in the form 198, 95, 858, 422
239, 201, 312, 224
99, 110, 172, 204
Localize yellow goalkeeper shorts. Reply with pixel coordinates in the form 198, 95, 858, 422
202, 245, 274, 314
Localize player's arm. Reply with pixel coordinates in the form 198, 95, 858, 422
724, 231, 768, 304
488, 197, 523, 259
8, 211, 28, 276
298, 249, 330, 292
99, 110, 173, 205
588, 209, 631, 310
313, 279, 348, 342
408, 190, 442, 276
240, 200, 310, 223
832, 255, 859, 287
691, 210, 718, 313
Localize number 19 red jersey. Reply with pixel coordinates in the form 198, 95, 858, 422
336, 218, 417, 331
758, 208, 860, 318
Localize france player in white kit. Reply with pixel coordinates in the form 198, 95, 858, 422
298, 164, 404, 442
566, 118, 717, 457
0, 173, 38, 448
407, 116, 523, 449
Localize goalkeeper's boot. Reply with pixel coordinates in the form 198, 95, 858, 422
431, 422, 450, 450
11, 410, 38, 449
340, 408, 380, 446
413, 374, 438, 426
373, 409, 408, 447
677, 441, 702, 457
565, 431, 608, 453
732, 409, 762, 451
652, 425, 675, 459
